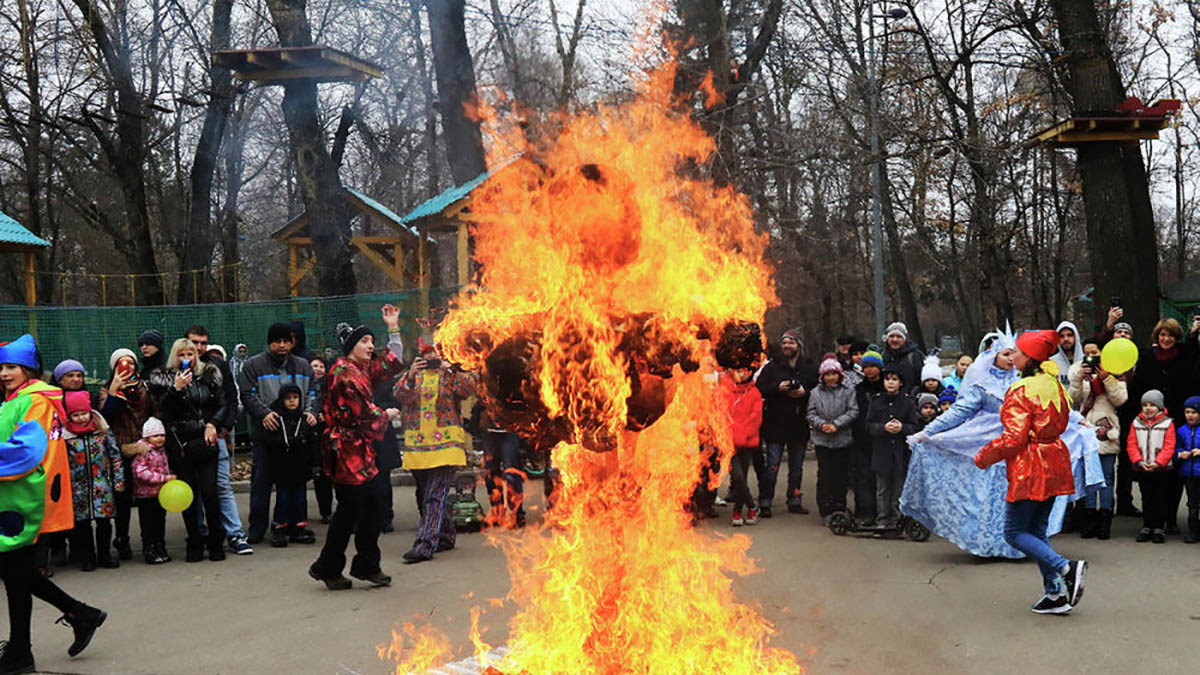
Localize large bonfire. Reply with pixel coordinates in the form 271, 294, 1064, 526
384, 54, 799, 674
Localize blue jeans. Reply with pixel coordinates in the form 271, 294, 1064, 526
756, 440, 805, 509
1004, 499, 1069, 595
197, 438, 246, 541
248, 440, 273, 539
273, 482, 307, 528
483, 431, 524, 512
1084, 454, 1116, 511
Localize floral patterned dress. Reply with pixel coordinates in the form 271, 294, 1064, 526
395, 369, 477, 470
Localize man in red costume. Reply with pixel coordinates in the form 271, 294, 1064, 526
975, 329, 1086, 615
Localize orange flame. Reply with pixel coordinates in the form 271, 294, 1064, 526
378, 621, 455, 674
699, 70, 726, 109
392, 54, 796, 673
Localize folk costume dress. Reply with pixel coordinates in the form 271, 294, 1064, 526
901, 328, 1104, 558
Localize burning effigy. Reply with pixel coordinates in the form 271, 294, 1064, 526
383, 58, 800, 674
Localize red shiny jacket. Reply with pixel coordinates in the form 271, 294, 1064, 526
974, 369, 1074, 502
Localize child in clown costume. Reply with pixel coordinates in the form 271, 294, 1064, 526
974, 329, 1087, 614
0, 335, 107, 674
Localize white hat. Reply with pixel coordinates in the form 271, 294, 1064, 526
207, 344, 227, 361
142, 417, 165, 438
109, 348, 138, 371
921, 355, 942, 382
885, 322, 908, 341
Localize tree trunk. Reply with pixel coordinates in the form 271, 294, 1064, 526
71, 0, 163, 305
1050, 0, 1160, 338
409, 0, 441, 198
426, 0, 486, 186
16, 0, 53, 303
219, 101, 248, 302
266, 0, 357, 296
879, 161, 925, 351
179, 0, 235, 304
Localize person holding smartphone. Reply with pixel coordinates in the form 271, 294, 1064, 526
1067, 338, 1128, 539
99, 348, 155, 561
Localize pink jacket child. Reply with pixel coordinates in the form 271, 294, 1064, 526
126, 417, 174, 498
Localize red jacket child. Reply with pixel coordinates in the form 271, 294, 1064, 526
1127, 404, 1176, 472
723, 374, 763, 450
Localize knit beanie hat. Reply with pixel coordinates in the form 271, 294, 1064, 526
142, 417, 165, 438
64, 391, 94, 434
917, 393, 938, 410
1113, 322, 1133, 335
137, 329, 164, 349
267, 322, 294, 344
53, 359, 85, 381
1184, 396, 1200, 413
920, 356, 941, 383
818, 353, 843, 376
780, 327, 804, 354
884, 322, 908, 341
938, 387, 958, 405
861, 350, 883, 369
1141, 389, 1165, 410
109, 348, 138, 371
337, 323, 372, 355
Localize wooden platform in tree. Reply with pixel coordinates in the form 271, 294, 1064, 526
213, 46, 382, 84
1032, 97, 1181, 147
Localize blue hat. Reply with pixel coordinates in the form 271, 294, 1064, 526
0, 335, 39, 369
53, 359, 85, 381
938, 387, 958, 405
1185, 396, 1200, 413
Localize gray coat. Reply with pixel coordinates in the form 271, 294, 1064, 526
806, 380, 859, 448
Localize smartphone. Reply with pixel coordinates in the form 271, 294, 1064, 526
180, 358, 192, 372
424, 358, 442, 370
1110, 296, 1122, 309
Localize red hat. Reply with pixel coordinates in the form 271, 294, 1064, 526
1016, 330, 1059, 362
64, 390, 92, 417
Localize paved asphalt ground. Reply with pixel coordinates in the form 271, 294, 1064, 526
17, 455, 1199, 675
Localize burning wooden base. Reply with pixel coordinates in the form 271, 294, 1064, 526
426, 647, 510, 674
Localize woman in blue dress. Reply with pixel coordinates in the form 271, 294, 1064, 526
901, 327, 1104, 558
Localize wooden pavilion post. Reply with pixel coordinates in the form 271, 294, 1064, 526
23, 251, 36, 306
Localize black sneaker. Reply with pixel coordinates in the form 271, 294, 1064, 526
350, 570, 392, 586
1136, 527, 1152, 542
185, 549, 204, 563
1031, 593, 1072, 615
208, 547, 226, 562
156, 543, 172, 564
270, 530, 288, 548
114, 538, 133, 561
402, 548, 432, 564
308, 564, 352, 591
57, 604, 107, 657
759, 506, 773, 519
288, 527, 316, 544
1152, 529, 1166, 544
0, 641, 35, 675
1062, 560, 1086, 607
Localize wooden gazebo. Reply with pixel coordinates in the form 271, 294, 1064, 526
212, 46, 382, 84
0, 210, 50, 306
272, 188, 436, 296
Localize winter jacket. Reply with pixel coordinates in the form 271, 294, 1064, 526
722, 376, 763, 449
1176, 423, 1200, 479
854, 376, 885, 436
64, 411, 125, 521
396, 367, 477, 471
251, 405, 317, 485
126, 440, 171, 499
0, 379, 73, 550
324, 349, 405, 485
1067, 362, 1128, 455
1130, 339, 1197, 429
941, 373, 964, 393
1128, 410, 1176, 472
147, 365, 228, 444
201, 353, 239, 430
975, 369, 1074, 502
806, 379, 858, 449
866, 392, 919, 475
754, 357, 819, 444
237, 351, 317, 430
99, 380, 154, 446
882, 341, 925, 391
1050, 321, 1083, 386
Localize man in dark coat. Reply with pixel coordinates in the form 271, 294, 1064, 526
881, 322, 925, 390
754, 328, 819, 516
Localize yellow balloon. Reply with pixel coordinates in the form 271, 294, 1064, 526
158, 479, 194, 513
1100, 337, 1138, 375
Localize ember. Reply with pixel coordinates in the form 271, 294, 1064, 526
384, 56, 799, 674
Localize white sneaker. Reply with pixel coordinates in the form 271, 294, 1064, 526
714, 496, 728, 507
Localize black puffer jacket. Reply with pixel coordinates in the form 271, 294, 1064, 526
148, 364, 228, 442
755, 357, 819, 444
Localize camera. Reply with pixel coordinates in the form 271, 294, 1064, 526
1082, 355, 1100, 371
787, 380, 803, 391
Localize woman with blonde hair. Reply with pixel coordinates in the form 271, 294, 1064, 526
147, 338, 229, 562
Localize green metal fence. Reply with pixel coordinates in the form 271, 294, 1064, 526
0, 289, 458, 380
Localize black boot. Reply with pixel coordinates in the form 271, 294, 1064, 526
0, 640, 35, 675
144, 546, 161, 565
113, 537, 133, 561
1097, 510, 1113, 540
1080, 509, 1099, 539
56, 604, 107, 657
